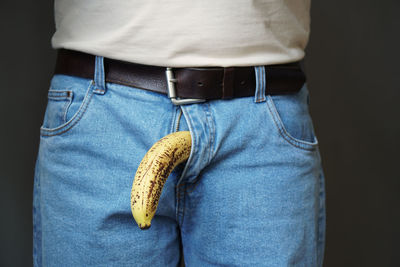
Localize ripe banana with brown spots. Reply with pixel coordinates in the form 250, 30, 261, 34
130, 131, 192, 230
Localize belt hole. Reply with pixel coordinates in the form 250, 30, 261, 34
197, 82, 203, 87
240, 80, 246, 85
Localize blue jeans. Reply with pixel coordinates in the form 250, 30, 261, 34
33, 56, 326, 266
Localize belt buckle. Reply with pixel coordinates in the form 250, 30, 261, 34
165, 67, 206, 105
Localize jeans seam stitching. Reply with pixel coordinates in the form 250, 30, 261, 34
48, 89, 72, 98
170, 107, 178, 133
176, 107, 196, 186
317, 170, 326, 265
205, 103, 215, 163
33, 160, 42, 267
180, 188, 186, 226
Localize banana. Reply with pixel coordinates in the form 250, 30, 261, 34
130, 131, 192, 230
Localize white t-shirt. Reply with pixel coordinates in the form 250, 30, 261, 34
51, 0, 311, 67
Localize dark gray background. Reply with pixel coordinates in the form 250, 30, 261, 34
1, 1, 399, 266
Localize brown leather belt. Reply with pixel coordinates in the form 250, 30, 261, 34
54, 48, 306, 104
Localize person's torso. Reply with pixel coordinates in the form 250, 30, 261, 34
51, 0, 311, 67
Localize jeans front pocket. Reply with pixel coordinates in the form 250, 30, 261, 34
265, 84, 319, 151
40, 74, 95, 137
42, 89, 73, 130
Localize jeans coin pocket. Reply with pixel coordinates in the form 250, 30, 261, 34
265, 84, 318, 151
40, 74, 95, 137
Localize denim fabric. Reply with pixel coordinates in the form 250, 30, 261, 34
33, 56, 326, 266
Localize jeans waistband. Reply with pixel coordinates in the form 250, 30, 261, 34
54, 48, 306, 105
